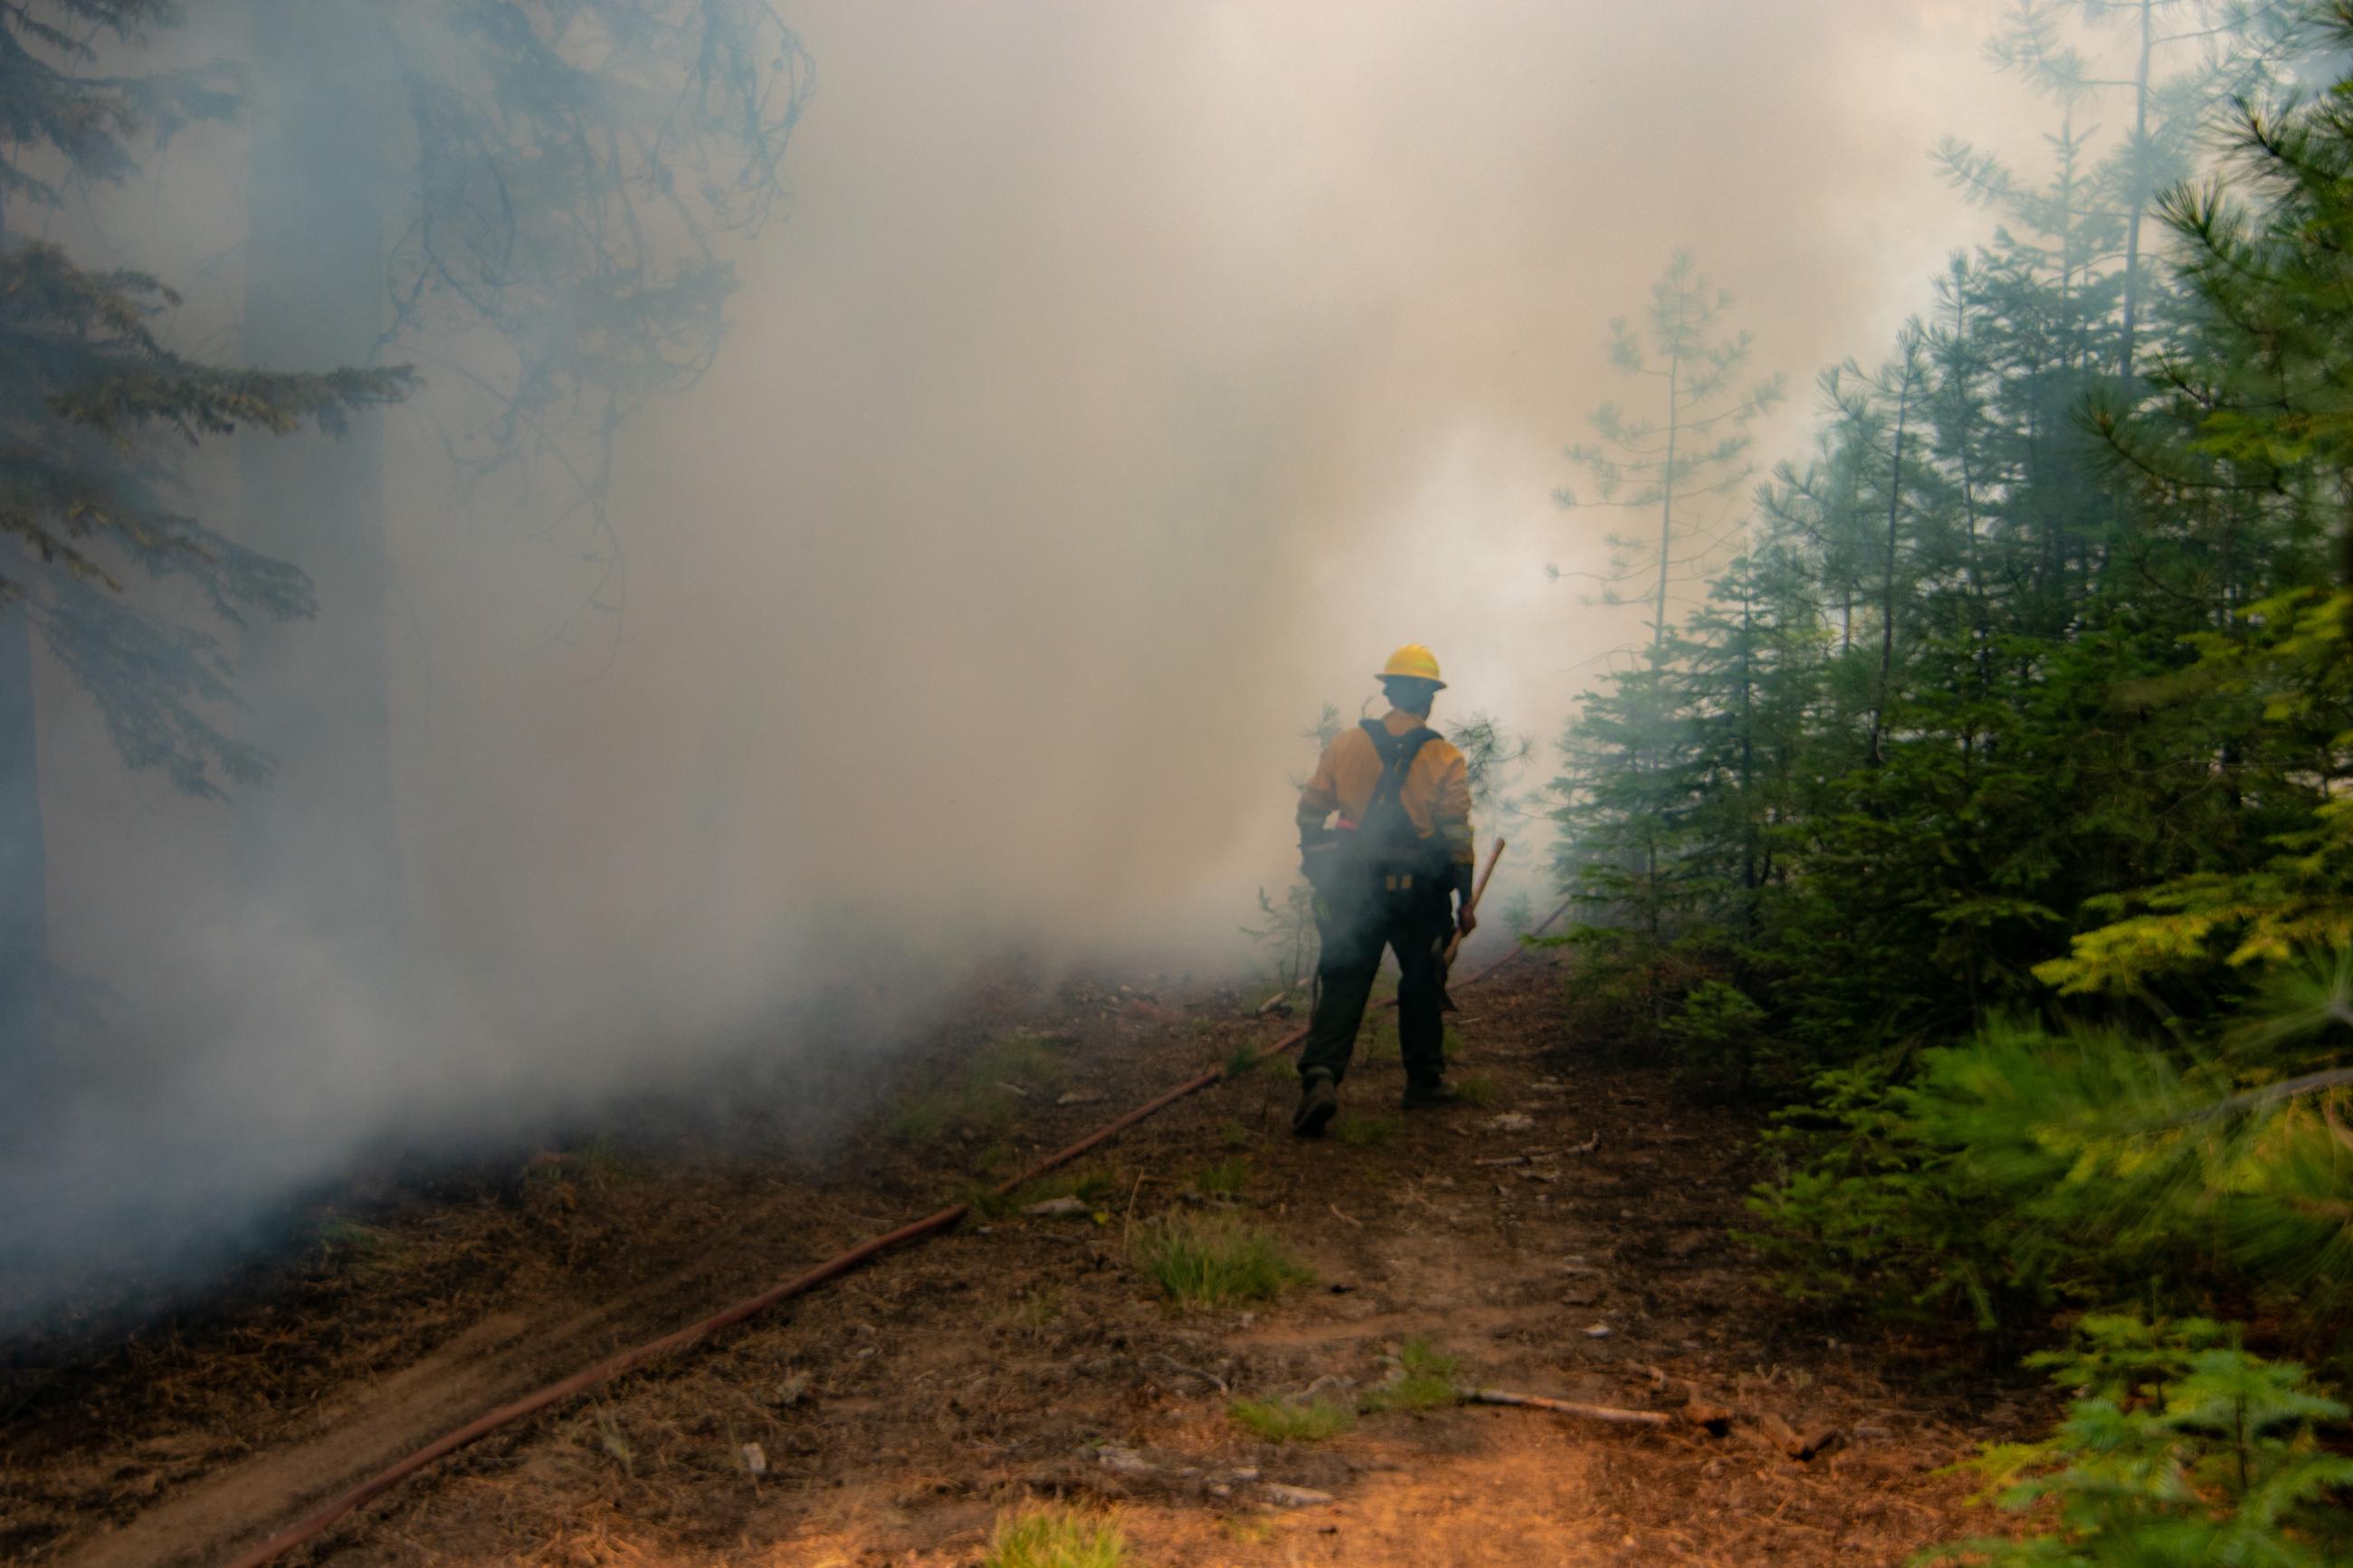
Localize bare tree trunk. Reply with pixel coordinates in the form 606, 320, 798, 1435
2118, 0, 2154, 380
1869, 347, 1916, 767
0, 599, 48, 1098
235, 0, 409, 954
0, 191, 51, 1098
1653, 356, 1681, 649
1738, 597, 1758, 936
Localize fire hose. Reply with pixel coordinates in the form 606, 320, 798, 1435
223, 857, 1563, 1568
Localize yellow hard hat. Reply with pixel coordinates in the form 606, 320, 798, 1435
1377, 643, 1446, 689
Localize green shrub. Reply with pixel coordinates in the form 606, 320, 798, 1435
1229, 1396, 1355, 1441
1129, 1212, 1310, 1306
983, 1505, 1127, 1568
1663, 979, 1790, 1096
1750, 979, 2353, 1339
1920, 1315, 2353, 1566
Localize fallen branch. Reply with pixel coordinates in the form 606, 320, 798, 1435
1757, 1410, 1844, 1460
1151, 1353, 1230, 1394
1460, 1386, 1672, 1428
1473, 1149, 1556, 1166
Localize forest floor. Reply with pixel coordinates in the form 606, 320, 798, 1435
2, 949, 2046, 1567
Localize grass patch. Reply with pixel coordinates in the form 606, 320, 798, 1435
973, 1030, 1065, 1089
1129, 1212, 1310, 1306
962, 1182, 1022, 1221
1218, 1118, 1253, 1150
973, 1164, 1122, 1221
314, 1217, 408, 1274
1229, 1396, 1355, 1441
889, 1089, 955, 1143
1333, 1115, 1398, 1147
1363, 1336, 1462, 1411
570, 1135, 643, 1187
1223, 1041, 1292, 1079
1192, 1155, 1252, 1194
1401, 1336, 1459, 1377
891, 1030, 1070, 1145
983, 1504, 1126, 1568
1453, 1071, 1498, 1107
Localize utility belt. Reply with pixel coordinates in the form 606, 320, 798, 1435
1303, 826, 1453, 906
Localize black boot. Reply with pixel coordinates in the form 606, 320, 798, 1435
1291, 1070, 1338, 1137
1401, 1079, 1461, 1110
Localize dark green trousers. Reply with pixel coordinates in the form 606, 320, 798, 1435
1298, 891, 1450, 1088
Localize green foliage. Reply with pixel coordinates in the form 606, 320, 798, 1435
983, 1506, 1128, 1568
1663, 979, 1785, 1096
1751, 963, 2353, 1335
1192, 1155, 1253, 1195
1363, 1337, 1462, 1412
1452, 1072, 1498, 1108
1546, 5, 2353, 1098
2034, 591, 2353, 1000
1128, 1212, 1310, 1307
0, 8, 416, 794
0, 241, 408, 795
1921, 1316, 2353, 1567
890, 1031, 1068, 1145
1333, 1115, 1398, 1148
1243, 880, 1320, 994
0, 4, 241, 217
1229, 1395, 1355, 1442
1550, 9, 2353, 1368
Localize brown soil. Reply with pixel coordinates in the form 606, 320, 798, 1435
1, 953, 2038, 1567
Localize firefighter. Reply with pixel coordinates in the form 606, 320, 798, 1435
1291, 643, 1476, 1136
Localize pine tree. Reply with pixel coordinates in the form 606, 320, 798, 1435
0, 2, 409, 1090
1555, 251, 1786, 648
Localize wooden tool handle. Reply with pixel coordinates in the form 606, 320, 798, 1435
1442, 836, 1507, 965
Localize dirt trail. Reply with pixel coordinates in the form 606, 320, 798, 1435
3, 955, 2032, 1566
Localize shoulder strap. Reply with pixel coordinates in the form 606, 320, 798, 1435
1360, 720, 1437, 811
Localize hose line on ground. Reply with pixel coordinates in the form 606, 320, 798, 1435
220, 897, 1570, 1568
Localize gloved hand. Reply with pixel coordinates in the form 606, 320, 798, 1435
1449, 863, 1478, 936
1300, 832, 1337, 885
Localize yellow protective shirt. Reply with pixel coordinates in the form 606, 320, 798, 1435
1296, 708, 1474, 869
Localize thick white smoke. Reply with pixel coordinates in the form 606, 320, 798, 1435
4, 0, 2049, 1321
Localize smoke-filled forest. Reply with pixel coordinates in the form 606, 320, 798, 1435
5, 1, 2353, 1564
